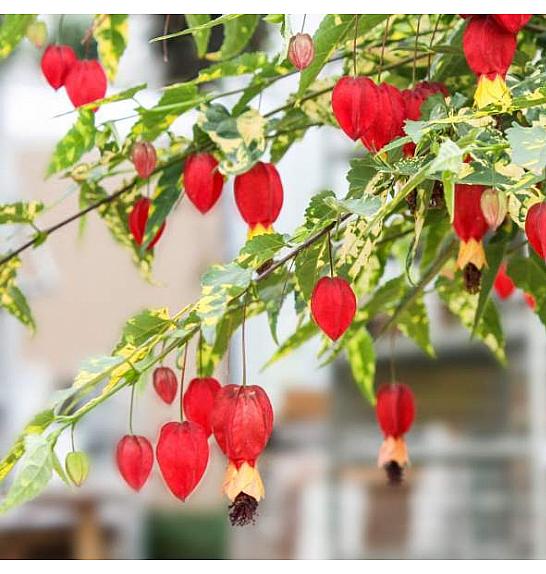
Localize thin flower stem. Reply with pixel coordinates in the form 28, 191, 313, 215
353, 15, 360, 77
427, 14, 441, 81
70, 424, 76, 452
412, 15, 422, 86
300, 14, 307, 34
378, 16, 390, 83
327, 230, 335, 278
128, 383, 136, 435
389, 330, 397, 383
57, 15, 65, 44
163, 15, 171, 63
198, 332, 203, 377
179, 342, 188, 422
242, 297, 248, 387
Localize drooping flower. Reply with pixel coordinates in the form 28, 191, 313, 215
234, 162, 284, 238
156, 421, 209, 501
131, 141, 157, 180
375, 383, 416, 484
331, 76, 379, 141
462, 16, 516, 108
525, 202, 546, 261
116, 435, 154, 492
310, 276, 357, 341
453, 184, 490, 292
184, 153, 225, 214
40, 44, 77, 90
480, 188, 508, 230
153, 366, 178, 405
128, 197, 166, 250
524, 292, 537, 310
493, 263, 516, 300
211, 384, 273, 526
288, 33, 315, 70
491, 14, 532, 34
64, 59, 108, 108
65, 451, 90, 487
183, 377, 222, 437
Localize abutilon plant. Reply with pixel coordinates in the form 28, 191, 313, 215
234, 161, 284, 238
183, 153, 225, 214
311, 276, 357, 341
128, 197, 166, 250
525, 202, 546, 261
491, 14, 531, 34
116, 435, 154, 492
64, 59, 107, 108
131, 141, 157, 180
40, 44, 76, 90
375, 383, 416, 485
480, 188, 508, 230
453, 184, 490, 293
152, 366, 178, 405
494, 263, 516, 300
211, 384, 274, 526
183, 377, 222, 437
288, 32, 315, 71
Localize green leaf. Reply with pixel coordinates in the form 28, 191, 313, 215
346, 158, 379, 197
73, 355, 125, 389
295, 235, 328, 301
262, 321, 318, 370
208, 15, 259, 61
397, 294, 435, 357
2, 285, 35, 332
0, 15, 36, 59
257, 270, 290, 345
0, 435, 53, 514
324, 195, 382, 218
80, 83, 147, 111
298, 14, 386, 97
151, 14, 244, 43
238, 233, 286, 268
429, 139, 463, 175
186, 14, 211, 58
506, 124, 546, 175
116, 308, 171, 351
0, 201, 43, 225
47, 110, 96, 176
93, 14, 128, 82
346, 328, 376, 405
507, 255, 546, 328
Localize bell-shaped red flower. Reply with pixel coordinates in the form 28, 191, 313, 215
234, 162, 283, 238
453, 184, 489, 271
375, 383, 416, 484
288, 33, 315, 71
116, 435, 154, 492
492, 14, 531, 34
211, 384, 273, 526
183, 377, 222, 437
524, 292, 537, 310
153, 366, 178, 404
494, 263, 516, 300
156, 421, 209, 501
64, 59, 107, 108
310, 276, 356, 341
40, 44, 77, 90
331, 76, 379, 141
463, 16, 516, 108
128, 197, 166, 250
131, 141, 157, 180
525, 202, 546, 261
184, 153, 224, 214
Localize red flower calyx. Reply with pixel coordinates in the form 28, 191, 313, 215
288, 33, 315, 71
184, 153, 225, 214
310, 276, 356, 341
64, 59, 108, 109
153, 366, 178, 405
494, 263, 516, 300
183, 377, 222, 437
41, 44, 77, 90
116, 435, 154, 492
375, 383, 416, 485
156, 421, 209, 502
234, 162, 283, 238
128, 197, 166, 250
211, 384, 273, 526
132, 141, 157, 180
525, 202, 546, 261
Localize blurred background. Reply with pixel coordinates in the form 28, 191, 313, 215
0, 14, 546, 559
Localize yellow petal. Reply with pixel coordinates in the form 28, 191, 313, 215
474, 75, 512, 110
377, 437, 410, 468
457, 239, 487, 270
223, 461, 265, 502
247, 223, 273, 240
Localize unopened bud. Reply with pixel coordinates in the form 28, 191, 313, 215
131, 141, 157, 180
288, 33, 315, 71
480, 188, 507, 230
65, 451, 90, 487
26, 21, 48, 49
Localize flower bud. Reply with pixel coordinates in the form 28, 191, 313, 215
480, 188, 507, 230
288, 33, 315, 71
65, 451, 90, 487
131, 141, 157, 180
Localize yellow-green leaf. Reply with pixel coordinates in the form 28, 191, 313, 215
93, 14, 129, 82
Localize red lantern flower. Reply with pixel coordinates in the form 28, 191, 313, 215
116, 435, 154, 492
211, 384, 273, 526
183, 153, 224, 214
492, 14, 531, 34
288, 33, 315, 71
375, 383, 415, 484
462, 16, 516, 108
494, 263, 516, 300
310, 277, 356, 341
234, 162, 284, 238
524, 293, 537, 310
153, 367, 178, 405
453, 184, 489, 271
128, 197, 166, 250
64, 60, 107, 108
331, 76, 379, 141
156, 421, 209, 501
40, 45, 77, 90
525, 202, 546, 261
131, 141, 157, 180
183, 377, 222, 437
